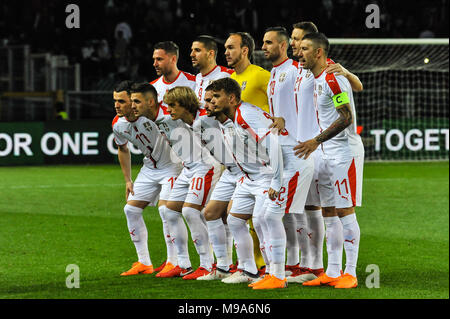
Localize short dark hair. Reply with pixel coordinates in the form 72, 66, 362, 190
194, 35, 218, 59
114, 80, 134, 95
264, 26, 290, 44
206, 77, 241, 101
292, 21, 319, 35
230, 32, 255, 63
130, 82, 158, 102
154, 41, 179, 59
302, 32, 330, 57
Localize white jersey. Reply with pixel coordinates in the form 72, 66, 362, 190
153, 104, 218, 170
195, 65, 234, 104
191, 111, 238, 173
220, 102, 284, 191
150, 70, 196, 107
314, 70, 363, 159
112, 115, 180, 169
267, 58, 299, 146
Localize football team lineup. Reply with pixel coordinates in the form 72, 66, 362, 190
0, 21, 448, 301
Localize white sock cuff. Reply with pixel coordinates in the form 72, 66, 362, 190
305, 209, 322, 218
323, 215, 340, 226
207, 218, 224, 229
158, 205, 166, 213
340, 213, 357, 226
227, 214, 247, 227
124, 204, 143, 215
182, 206, 201, 216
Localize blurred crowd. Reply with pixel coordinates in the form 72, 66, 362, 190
1, 0, 448, 89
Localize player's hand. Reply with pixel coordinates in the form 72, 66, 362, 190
325, 63, 349, 77
268, 188, 279, 201
293, 139, 319, 159
125, 181, 134, 200
269, 116, 285, 135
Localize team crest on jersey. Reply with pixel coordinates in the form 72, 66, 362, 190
278, 72, 287, 82
241, 81, 247, 91
318, 85, 323, 96
306, 70, 312, 78
143, 122, 153, 131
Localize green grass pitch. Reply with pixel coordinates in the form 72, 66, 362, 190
0, 162, 448, 299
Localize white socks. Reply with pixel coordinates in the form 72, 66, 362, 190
158, 205, 177, 265
295, 213, 312, 268
323, 216, 344, 278
283, 213, 299, 267
252, 214, 271, 273
206, 218, 230, 270
264, 212, 286, 280
165, 207, 191, 269
182, 207, 213, 271
224, 223, 234, 265
227, 214, 257, 275
124, 204, 151, 266
340, 213, 360, 277
305, 209, 325, 270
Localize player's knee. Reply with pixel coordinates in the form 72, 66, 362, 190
124, 204, 143, 217
227, 214, 246, 228
165, 207, 182, 223
182, 206, 201, 225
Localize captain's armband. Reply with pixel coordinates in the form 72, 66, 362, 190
332, 92, 350, 108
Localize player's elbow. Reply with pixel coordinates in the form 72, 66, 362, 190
353, 82, 363, 92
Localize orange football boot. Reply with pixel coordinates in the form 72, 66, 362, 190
302, 272, 342, 286
154, 260, 167, 272
120, 262, 153, 276
248, 274, 272, 287
183, 267, 210, 280
158, 265, 193, 278
155, 261, 175, 277
252, 275, 287, 290
334, 273, 358, 288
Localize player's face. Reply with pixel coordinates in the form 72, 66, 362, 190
153, 49, 174, 76
290, 28, 306, 58
113, 91, 132, 117
166, 101, 186, 121
224, 35, 243, 68
300, 39, 317, 70
209, 89, 230, 114
204, 90, 216, 117
262, 31, 282, 62
131, 92, 151, 117
190, 41, 209, 69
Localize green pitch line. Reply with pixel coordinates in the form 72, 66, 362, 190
0, 162, 448, 299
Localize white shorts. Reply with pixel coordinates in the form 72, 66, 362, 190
230, 175, 270, 218
265, 150, 314, 215
127, 164, 181, 205
319, 155, 364, 209
210, 168, 245, 202
168, 165, 220, 206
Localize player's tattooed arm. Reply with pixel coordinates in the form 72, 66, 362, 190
314, 103, 353, 144
293, 103, 353, 159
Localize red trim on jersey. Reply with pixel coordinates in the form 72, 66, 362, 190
202, 65, 219, 77
150, 77, 159, 85
162, 71, 181, 85
181, 71, 196, 81
201, 167, 215, 206
112, 115, 120, 128
235, 106, 263, 143
273, 58, 289, 68
292, 60, 299, 68
325, 73, 342, 95
314, 68, 326, 79
219, 65, 234, 75
348, 158, 357, 207
326, 58, 335, 65
357, 125, 363, 135
285, 171, 300, 214
198, 108, 208, 116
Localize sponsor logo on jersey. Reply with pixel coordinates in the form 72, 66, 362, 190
241, 81, 247, 91
318, 85, 323, 96
306, 70, 312, 78
279, 72, 287, 82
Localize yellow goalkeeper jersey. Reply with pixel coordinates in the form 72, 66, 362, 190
231, 64, 271, 113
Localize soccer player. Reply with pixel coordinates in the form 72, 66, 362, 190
294, 32, 364, 289
151, 41, 196, 107
191, 35, 234, 104
255, 26, 315, 289
207, 78, 287, 289
288, 21, 364, 284
112, 80, 182, 276
160, 86, 222, 279
196, 89, 244, 280
224, 31, 271, 272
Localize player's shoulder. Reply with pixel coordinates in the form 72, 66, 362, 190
238, 102, 266, 120
180, 70, 196, 82
112, 115, 120, 128
249, 64, 270, 75
218, 65, 234, 75
112, 115, 128, 128
150, 76, 161, 85
324, 72, 349, 95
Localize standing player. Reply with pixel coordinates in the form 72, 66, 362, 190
224, 31, 271, 272
294, 32, 364, 289
191, 35, 234, 104
255, 26, 315, 288
207, 78, 288, 289
151, 41, 196, 106
150, 41, 196, 272
112, 81, 182, 276
288, 21, 364, 284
